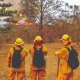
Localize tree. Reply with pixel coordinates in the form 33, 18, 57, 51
0, 3, 18, 16
20, 0, 64, 34
0, 3, 12, 11
20, 0, 80, 43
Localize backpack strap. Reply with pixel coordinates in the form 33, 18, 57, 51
13, 47, 23, 52
33, 46, 43, 51
40, 46, 43, 51
13, 47, 15, 51
65, 46, 73, 52
66, 47, 71, 52
19, 48, 23, 52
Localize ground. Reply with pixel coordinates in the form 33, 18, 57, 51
0, 43, 80, 80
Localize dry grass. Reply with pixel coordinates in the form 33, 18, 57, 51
0, 43, 80, 80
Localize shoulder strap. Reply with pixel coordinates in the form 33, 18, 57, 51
13, 47, 23, 52
71, 46, 75, 50
33, 46, 43, 51
65, 47, 71, 52
13, 47, 16, 51
65, 46, 73, 52
19, 48, 23, 52
33, 46, 36, 50
40, 46, 43, 51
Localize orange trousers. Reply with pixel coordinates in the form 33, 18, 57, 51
9, 70, 26, 80
30, 70, 46, 80
57, 72, 73, 80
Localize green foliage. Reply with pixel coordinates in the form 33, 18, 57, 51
20, 0, 64, 25
5, 18, 18, 23
0, 10, 18, 16
0, 3, 17, 16
0, 3, 12, 8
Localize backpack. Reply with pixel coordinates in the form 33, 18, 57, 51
66, 46, 79, 70
33, 46, 46, 68
12, 47, 23, 68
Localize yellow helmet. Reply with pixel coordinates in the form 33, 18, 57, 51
34, 36, 42, 41
15, 38, 24, 45
61, 34, 70, 40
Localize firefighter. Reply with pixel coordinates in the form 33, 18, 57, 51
55, 34, 73, 80
29, 36, 48, 80
7, 38, 28, 80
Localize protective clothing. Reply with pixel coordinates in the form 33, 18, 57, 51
15, 38, 24, 45
55, 48, 73, 80
34, 36, 42, 41
34, 36, 43, 47
8, 45, 28, 80
9, 70, 26, 80
29, 46, 48, 80
61, 34, 70, 40
30, 70, 46, 80
61, 34, 72, 46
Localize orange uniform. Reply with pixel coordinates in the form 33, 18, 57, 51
55, 48, 73, 80
7, 46, 28, 80
29, 46, 48, 80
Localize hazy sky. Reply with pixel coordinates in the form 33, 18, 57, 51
62, 0, 80, 5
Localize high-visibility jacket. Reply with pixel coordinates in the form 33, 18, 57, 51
7, 46, 28, 71
29, 45, 48, 70
55, 47, 73, 74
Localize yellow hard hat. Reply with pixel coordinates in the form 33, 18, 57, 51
34, 36, 42, 41
15, 38, 24, 45
61, 34, 70, 40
